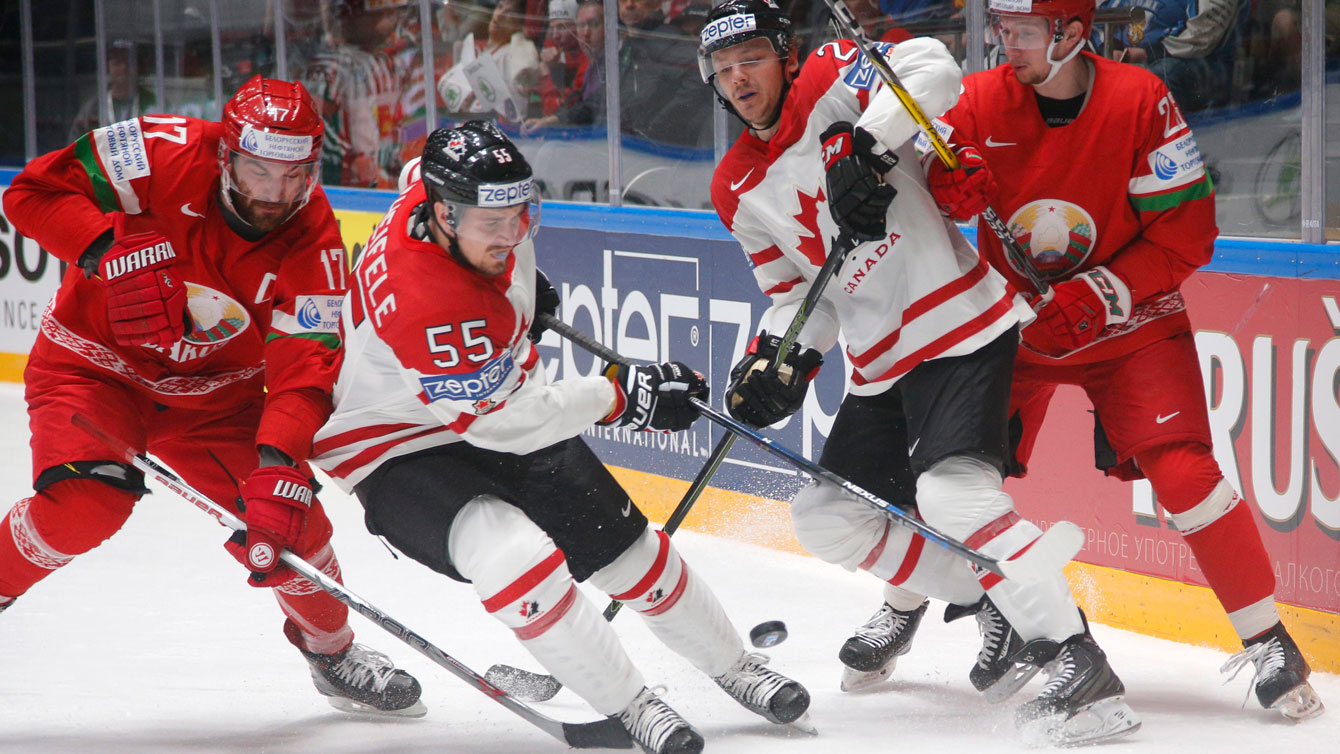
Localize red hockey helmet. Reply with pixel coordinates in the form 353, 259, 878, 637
219, 75, 323, 232
987, 0, 1094, 84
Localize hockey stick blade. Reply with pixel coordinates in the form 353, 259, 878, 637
993, 521, 1085, 584
485, 663, 564, 703
69, 413, 632, 750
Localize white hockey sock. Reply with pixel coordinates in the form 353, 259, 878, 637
917, 456, 1083, 643
589, 527, 744, 678
452, 497, 644, 715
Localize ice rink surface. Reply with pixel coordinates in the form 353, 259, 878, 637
0, 383, 1335, 753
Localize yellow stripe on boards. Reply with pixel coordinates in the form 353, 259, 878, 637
0, 353, 27, 383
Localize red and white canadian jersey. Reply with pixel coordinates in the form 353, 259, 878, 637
3, 115, 348, 461
936, 52, 1218, 365
311, 181, 617, 491
711, 37, 1032, 395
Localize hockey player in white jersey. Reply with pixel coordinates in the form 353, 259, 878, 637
699, 1, 1137, 745
311, 121, 810, 754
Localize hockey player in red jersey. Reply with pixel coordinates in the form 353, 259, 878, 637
918, 0, 1323, 724
699, 0, 1137, 745
0, 75, 423, 716
310, 121, 811, 754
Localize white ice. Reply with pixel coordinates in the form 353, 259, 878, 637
0, 382, 1334, 753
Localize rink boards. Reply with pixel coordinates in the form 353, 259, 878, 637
1, 175, 1336, 671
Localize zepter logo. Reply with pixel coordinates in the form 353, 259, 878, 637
700, 13, 756, 46
1005, 199, 1097, 279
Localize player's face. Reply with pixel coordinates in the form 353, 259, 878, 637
443, 203, 533, 277
710, 38, 790, 130
993, 16, 1054, 85
228, 153, 317, 232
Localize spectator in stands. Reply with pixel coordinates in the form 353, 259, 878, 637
68, 41, 155, 141
528, 0, 588, 125
618, 0, 714, 147
437, 0, 541, 123
302, 0, 409, 188
1100, 0, 1251, 111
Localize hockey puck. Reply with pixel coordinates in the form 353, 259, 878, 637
749, 620, 788, 648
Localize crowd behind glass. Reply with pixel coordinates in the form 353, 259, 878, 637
2, 0, 1337, 239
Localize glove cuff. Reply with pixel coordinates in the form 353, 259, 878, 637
1075, 266, 1131, 326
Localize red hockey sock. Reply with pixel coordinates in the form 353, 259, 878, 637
0, 480, 138, 598
1138, 443, 1278, 637
274, 543, 353, 656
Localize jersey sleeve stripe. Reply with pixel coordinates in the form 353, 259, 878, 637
1129, 174, 1213, 213
764, 276, 804, 296
89, 125, 144, 214
73, 134, 123, 213
847, 255, 989, 368
749, 244, 784, 267
852, 292, 1014, 386
314, 421, 422, 456
265, 331, 341, 348
328, 424, 452, 479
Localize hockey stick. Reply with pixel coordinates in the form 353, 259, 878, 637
69, 414, 633, 751
541, 320, 1084, 585
821, 0, 1051, 298
485, 246, 854, 701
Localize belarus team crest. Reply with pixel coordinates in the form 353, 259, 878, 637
1006, 200, 1098, 279
184, 283, 251, 344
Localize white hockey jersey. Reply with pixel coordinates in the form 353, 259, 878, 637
311, 181, 617, 491
711, 38, 1033, 395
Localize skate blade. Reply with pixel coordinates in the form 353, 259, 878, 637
787, 712, 818, 735
1018, 696, 1140, 748
981, 663, 1042, 704
840, 659, 894, 693
1273, 682, 1325, 722
324, 695, 428, 719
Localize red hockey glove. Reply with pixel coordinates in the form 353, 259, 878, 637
1023, 266, 1132, 357
726, 332, 824, 429
96, 231, 190, 349
599, 361, 709, 432
230, 465, 313, 585
925, 144, 996, 221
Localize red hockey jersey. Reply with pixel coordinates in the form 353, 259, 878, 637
311, 181, 617, 490
936, 52, 1218, 365
3, 115, 348, 462
712, 38, 1032, 394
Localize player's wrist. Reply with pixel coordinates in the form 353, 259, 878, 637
77, 230, 115, 279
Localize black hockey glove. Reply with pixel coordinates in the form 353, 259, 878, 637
820, 121, 899, 242
726, 331, 824, 429
529, 268, 560, 341
599, 361, 709, 432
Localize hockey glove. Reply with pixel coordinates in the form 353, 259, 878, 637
726, 332, 824, 428
229, 464, 314, 585
925, 143, 996, 221
600, 361, 709, 432
820, 121, 899, 242
96, 231, 191, 350
1023, 266, 1132, 357
529, 268, 560, 342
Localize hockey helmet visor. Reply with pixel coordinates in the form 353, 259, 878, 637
986, 0, 1095, 49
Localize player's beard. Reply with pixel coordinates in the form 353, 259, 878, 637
235, 194, 298, 233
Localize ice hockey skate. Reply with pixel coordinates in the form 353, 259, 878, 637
1012, 630, 1140, 747
838, 599, 927, 692
714, 651, 815, 732
1221, 622, 1325, 721
616, 686, 705, 754
296, 635, 426, 718
945, 596, 1039, 702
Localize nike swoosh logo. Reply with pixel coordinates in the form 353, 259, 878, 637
621, 500, 632, 517
909, 437, 921, 455
729, 169, 755, 191
1155, 412, 1181, 424
984, 136, 1016, 148
180, 203, 204, 218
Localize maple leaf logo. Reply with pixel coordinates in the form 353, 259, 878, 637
792, 186, 829, 268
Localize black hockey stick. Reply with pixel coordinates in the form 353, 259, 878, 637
821, 0, 1051, 297
541, 320, 1084, 585
70, 414, 632, 751
485, 259, 854, 701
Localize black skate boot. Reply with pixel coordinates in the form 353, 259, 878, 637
713, 651, 813, 728
1012, 630, 1140, 747
945, 596, 1039, 702
1221, 622, 1324, 721
616, 686, 705, 754
290, 621, 426, 717
0, 597, 14, 614
838, 599, 928, 692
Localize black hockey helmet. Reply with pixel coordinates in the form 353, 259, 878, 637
697, 0, 794, 84
420, 121, 541, 246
